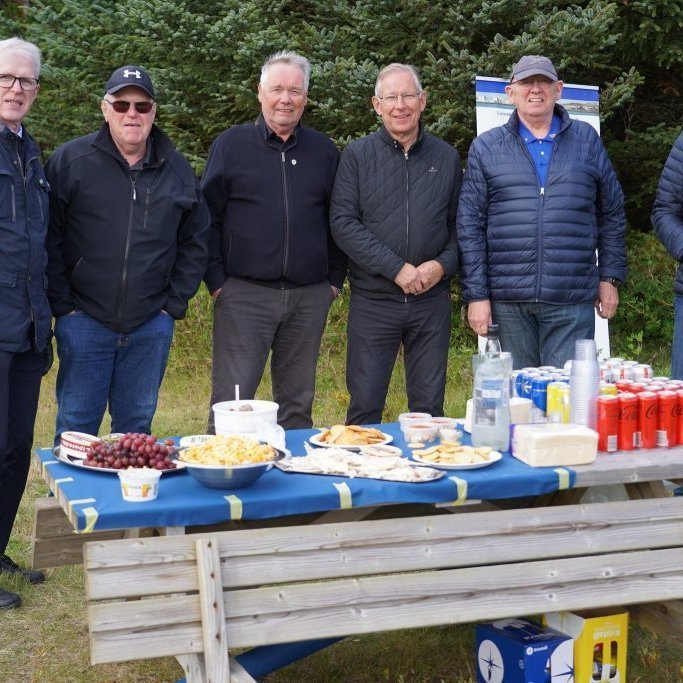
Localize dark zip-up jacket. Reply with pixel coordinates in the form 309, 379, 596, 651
45, 123, 209, 333
330, 125, 461, 301
202, 115, 346, 293
0, 125, 51, 353
652, 131, 683, 295
457, 105, 626, 304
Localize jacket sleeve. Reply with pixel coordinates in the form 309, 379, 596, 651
201, 137, 230, 293
592, 132, 627, 282
456, 139, 490, 302
330, 145, 405, 281
652, 132, 683, 261
325, 146, 347, 289
44, 151, 76, 317
433, 150, 462, 278
164, 175, 210, 320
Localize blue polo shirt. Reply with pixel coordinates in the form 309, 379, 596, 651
519, 114, 562, 188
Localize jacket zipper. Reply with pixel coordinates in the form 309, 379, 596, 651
143, 188, 151, 230
403, 149, 410, 303
280, 151, 290, 286
116, 177, 137, 326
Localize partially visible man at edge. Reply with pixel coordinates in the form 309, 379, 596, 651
330, 63, 461, 424
457, 55, 626, 369
202, 51, 346, 430
652, 131, 683, 379
45, 65, 209, 442
0, 37, 51, 608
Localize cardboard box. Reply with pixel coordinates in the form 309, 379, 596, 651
475, 618, 574, 683
544, 609, 628, 682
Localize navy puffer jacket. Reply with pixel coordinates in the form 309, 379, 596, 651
652, 131, 683, 295
457, 105, 626, 304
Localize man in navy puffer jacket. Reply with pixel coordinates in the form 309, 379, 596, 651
652, 131, 683, 379
458, 55, 626, 369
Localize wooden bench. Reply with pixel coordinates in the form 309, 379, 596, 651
83, 495, 683, 682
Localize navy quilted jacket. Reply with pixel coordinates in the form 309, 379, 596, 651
652, 131, 683, 295
457, 105, 626, 304
330, 125, 461, 301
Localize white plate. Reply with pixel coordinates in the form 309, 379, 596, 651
309, 431, 393, 451
410, 450, 502, 470
53, 446, 185, 475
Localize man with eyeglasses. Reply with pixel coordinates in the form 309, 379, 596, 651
45, 65, 209, 443
0, 37, 52, 608
330, 63, 461, 424
202, 51, 345, 431
458, 55, 626, 368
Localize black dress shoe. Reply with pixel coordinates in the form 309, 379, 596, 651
0, 555, 45, 584
0, 588, 21, 609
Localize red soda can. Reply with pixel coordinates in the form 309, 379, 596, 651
618, 393, 638, 451
597, 395, 619, 452
615, 380, 632, 393
657, 391, 678, 447
638, 391, 658, 448
678, 391, 683, 446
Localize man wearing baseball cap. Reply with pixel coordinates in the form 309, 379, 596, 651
457, 55, 626, 368
45, 65, 209, 442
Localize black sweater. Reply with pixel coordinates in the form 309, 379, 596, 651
202, 115, 346, 293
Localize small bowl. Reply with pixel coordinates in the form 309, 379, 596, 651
398, 412, 432, 428
60, 431, 100, 459
176, 449, 284, 490
401, 422, 438, 446
118, 468, 161, 502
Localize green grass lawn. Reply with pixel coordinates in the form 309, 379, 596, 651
2, 291, 683, 682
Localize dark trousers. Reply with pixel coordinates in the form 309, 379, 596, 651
346, 290, 452, 425
210, 279, 334, 430
0, 349, 44, 555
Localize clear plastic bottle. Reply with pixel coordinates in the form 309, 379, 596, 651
472, 324, 511, 450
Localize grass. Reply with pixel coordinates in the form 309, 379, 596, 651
2, 289, 683, 682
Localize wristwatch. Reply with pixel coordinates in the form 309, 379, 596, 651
600, 277, 621, 288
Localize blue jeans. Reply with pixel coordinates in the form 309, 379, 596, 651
54, 311, 174, 444
491, 301, 595, 370
672, 295, 683, 379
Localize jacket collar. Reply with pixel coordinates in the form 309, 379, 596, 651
93, 123, 175, 165
378, 120, 425, 153
505, 103, 572, 136
256, 113, 300, 148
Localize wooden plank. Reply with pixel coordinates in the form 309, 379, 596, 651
195, 538, 228, 683
626, 480, 669, 499
84, 497, 683, 598
573, 448, 683, 487
177, 654, 206, 683
630, 601, 683, 647
228, 656, 257, 683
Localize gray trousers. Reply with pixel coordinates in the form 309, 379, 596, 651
346, 290, 452, 425
209, 278, 334, 431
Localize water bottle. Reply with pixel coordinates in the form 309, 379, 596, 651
472, 324, 511, 451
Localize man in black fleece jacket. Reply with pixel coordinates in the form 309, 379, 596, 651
202, 51, 345, 430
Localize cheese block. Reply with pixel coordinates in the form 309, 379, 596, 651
511, 423, 598, 467
464, 397, 532, 433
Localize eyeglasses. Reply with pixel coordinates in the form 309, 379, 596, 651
376, 92, 421, 106
511, 77, 556, 89
103, 99, 154, 114
0, 74, 39, 91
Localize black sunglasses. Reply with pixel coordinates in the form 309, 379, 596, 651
104, 99, 154, 114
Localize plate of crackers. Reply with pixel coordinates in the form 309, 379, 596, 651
410, 442, 502, 470
310, 425, 392, 450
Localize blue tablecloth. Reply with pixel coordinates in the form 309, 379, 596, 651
35, 423, 576, 532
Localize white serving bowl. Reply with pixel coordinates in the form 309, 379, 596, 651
212, 400, 279, 435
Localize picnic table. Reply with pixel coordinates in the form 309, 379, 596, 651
30, 423, 683, 681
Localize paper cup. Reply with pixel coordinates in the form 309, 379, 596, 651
118, 468, 161, 502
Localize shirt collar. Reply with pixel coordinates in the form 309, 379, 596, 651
257, 113, 299, 145
518, 113, 562, 143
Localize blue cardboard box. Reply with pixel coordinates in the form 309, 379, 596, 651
476, 618, 574, 683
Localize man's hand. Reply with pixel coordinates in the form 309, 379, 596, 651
394, 263, 425, 295
416, 260, 445, 293
211, 288, 222, 301
595, 281, 619, 319
468, 300, 492, 336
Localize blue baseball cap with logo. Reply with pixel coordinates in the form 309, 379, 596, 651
105, 65, 155, 99
510, 55, 558, 83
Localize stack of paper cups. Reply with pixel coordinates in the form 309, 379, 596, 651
569, 339, 600, 429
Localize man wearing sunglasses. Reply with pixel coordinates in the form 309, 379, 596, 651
45, 65, 209, 443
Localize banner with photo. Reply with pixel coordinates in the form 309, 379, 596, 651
474, 76, 609, 359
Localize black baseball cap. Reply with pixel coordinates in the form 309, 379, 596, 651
105, 65, 155, 99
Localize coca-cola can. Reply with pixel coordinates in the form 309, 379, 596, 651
632, 363, 653, 380
657, 391, 678, 448
638, 391, 658, 448
618, 393, 638, 451
597, 395, 619, 452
